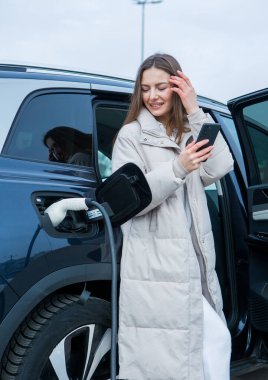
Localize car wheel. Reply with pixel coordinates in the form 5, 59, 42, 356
0, 294, 113, 380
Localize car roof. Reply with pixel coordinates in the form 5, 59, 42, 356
0, 63, 133, 89
0, 63, 229, 113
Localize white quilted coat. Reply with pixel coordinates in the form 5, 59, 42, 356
112, 107, 234, 380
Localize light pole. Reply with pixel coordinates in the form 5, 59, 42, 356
133, 0, 163, 62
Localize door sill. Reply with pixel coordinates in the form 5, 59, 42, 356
231, 356, 268, 376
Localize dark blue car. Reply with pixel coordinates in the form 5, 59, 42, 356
0, 64, 267, 379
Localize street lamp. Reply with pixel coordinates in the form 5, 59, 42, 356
133, 0, 163, 62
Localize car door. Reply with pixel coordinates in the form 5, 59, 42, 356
228, 88, 268, 333
0, 89, 102, 296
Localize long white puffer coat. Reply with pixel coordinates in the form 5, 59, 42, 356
112, 107, 234, 380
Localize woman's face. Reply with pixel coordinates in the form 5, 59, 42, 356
46, 137, 68, 162
141, 67, 173, 125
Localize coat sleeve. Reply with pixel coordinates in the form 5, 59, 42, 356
112, 128, 187, 216
187, 109, 234, 187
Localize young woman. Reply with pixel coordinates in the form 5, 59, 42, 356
112, 53, 233, 380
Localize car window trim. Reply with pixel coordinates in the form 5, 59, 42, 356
1, 88, 92, 156
92, 97, 130, 184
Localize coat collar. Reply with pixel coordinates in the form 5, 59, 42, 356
137, 107, 181, 151
137, 107, 162, 134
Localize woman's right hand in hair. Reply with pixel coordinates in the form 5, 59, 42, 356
178, 140, 213, 172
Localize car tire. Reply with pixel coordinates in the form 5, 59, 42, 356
0, 294, 113, 380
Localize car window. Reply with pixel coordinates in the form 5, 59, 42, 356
95, 105, 128, 179
98, 150, 113, 178
243, 100, 268, 184
3, 93, 93, 167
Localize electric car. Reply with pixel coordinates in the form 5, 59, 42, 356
0, 64, 267, 379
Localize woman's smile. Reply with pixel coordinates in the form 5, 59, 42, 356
149, 102, 164, 109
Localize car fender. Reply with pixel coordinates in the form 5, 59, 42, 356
0, 262, 114, 359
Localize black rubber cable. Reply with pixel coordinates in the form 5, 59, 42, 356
86, 199, 117, 380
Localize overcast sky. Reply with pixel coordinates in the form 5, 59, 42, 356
0, 0, 267, 102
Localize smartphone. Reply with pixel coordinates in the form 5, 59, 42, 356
195, 123, 221, 153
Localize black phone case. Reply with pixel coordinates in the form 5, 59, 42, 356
195, 123, 221, 153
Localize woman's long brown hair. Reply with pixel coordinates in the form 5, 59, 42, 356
124, 53, 189, 143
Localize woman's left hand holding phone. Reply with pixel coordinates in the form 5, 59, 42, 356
169, 70, 199, 115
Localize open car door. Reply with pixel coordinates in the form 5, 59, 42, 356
228, 88, 268, 333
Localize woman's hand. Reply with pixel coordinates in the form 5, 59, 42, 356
178, 140, 213, 172
169, 70, 199, 115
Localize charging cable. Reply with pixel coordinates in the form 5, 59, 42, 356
45, 197, 118, 380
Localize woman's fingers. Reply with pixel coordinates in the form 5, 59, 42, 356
189, 148, 213, 164
169, 71, 192, 89
189, 152, 212, 166
185, 140, 196, 150
195, 151, 213, 163
187, 139, 209, 153
194, 145, 214, 158
169, 77, 188, 91
177, 70, 192, 86
186, 140, 214, 159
